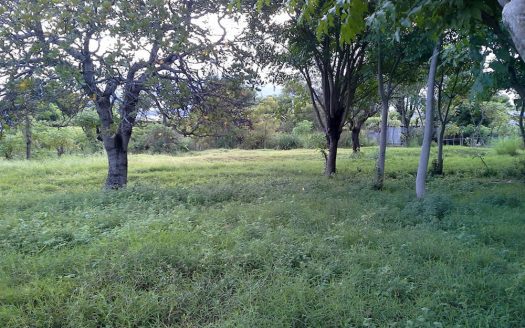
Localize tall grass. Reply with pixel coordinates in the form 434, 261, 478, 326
0, 147, 524, 327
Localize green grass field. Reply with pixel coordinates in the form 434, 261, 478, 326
0, 147, 524, 327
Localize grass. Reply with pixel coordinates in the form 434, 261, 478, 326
0, 146, 524, 327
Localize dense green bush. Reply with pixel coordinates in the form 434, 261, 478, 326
0, 132, 24, 159
270, 133, 303, 150
38, 127, 86, 157
493, 138, 522, 156
130, 124, 190, 154
302, 132, 326, 149
292, 120, 314, 136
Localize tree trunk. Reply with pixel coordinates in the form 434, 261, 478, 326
325, 132, 339, 176
502, 0, 525, 63
375, 43, 390, 190
57, 146, 65, 157
403, 124, 411, 147
103, 131, 131, 189
374, 97, 389, 189
24, 110, 31, 160
416, 37, 442, 199
352, 127, 361, 152
519, 103, 525, 146
435, 124, 446, 175
96, 96, 133, 189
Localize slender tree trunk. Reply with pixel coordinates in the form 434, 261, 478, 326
502, 0, 525, 63
375, 44, 390, 190
375, 96, 389, 189
519, 103, 525, 147
416, 37, 442, 198
24, 110, 31, 160
325, 131, 339, 176
436, 124, 446, 175
352, 127, 361, 152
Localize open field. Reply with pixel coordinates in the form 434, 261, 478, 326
0, 147, 524, 327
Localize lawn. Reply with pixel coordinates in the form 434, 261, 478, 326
0, 147, 524, 327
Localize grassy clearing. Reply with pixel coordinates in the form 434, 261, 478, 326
0, 147, 524, 327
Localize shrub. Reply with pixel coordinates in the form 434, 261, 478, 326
493, 138, 522, 156
0, 132, 24, 159
292, 120, 314, 136
402, 193, 454, 223
302, 132, 326, 149
130, 124, 188, 154
270, 133, 303, 150
339, 130, 352, 148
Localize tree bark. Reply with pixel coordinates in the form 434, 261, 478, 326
375, 44, 390, 190
519, 99, 525, 147
416, 37, 442, 198
436, 124, 446, 175
352, 127, 361, 152
103, 131, 131, 189
502, 0, 525, 63
24, 110, 31, 160
374, 97, 389, 189
95, 96, 134, 189
325, 131, 339, 176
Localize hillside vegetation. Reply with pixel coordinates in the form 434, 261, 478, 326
0, 147, 524, 327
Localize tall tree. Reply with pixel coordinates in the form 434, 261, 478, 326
0, 0, 236, 188
434, 35, 475, 175
416, 37, 442, 198
242, 0, 370, 175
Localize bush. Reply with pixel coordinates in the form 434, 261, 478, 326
292, 120, 314, 136
402, 193, 454, 223
0, 132, 24, 159
270, 133, 303, 150
339, 130, 352, 148
38, 127, 85, 157
302, 132, 326, 149
130, 124, 188, 154
493, 138, 522, 156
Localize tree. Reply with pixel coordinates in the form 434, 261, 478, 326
433, 35, 475, 175
364, 1, 432, 189
478, 6, 525, 146
500, 0, 525, 62
395, 88, 424, 146
292, 4, 369, 175
416, 37, 442, 198
242, 0, 370, 175
0, 78, 44, 160
0, 0, 236, 188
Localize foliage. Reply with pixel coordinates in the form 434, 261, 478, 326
270, 133, 303, 150
493, 137, 522, 156
0, 132, 23, 159
130, 124, 189, 154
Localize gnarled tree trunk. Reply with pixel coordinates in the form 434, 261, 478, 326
103, 131, 131, 189
96, 95, 136, 189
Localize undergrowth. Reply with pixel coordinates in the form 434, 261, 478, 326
0, 147, 524, 327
